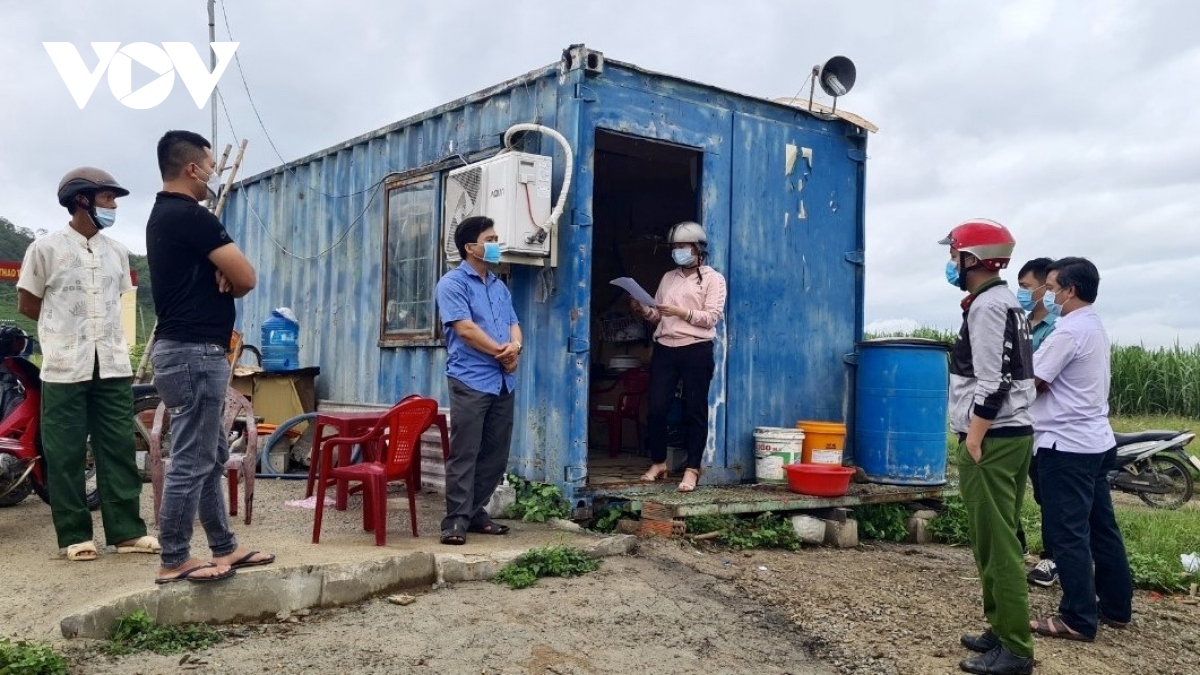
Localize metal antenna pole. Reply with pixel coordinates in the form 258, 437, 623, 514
208, 0, 217, 150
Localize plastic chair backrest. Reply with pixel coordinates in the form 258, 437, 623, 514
223, 387, 254, 433
380, 397, 439, 472
617, 367, 650, 415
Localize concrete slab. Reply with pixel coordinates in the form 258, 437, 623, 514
0, 479, 632, 641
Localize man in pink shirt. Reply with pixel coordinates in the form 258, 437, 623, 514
630, 222, 727, 492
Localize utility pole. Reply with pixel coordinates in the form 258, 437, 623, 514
208, 0, 217, 151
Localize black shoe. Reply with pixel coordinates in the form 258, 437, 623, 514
960, 645, 1034, 675
960, 629, 1001, 654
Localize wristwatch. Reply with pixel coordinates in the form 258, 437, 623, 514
514, 341, 523, 354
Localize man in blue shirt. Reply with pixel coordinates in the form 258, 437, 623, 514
436, 216, 523, 545
1015, 257, 1060, 587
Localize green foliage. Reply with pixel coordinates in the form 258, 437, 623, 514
1117, 506, 1200, 593
0, 638, 68, 675
1110, 343, 1200, 418
855, 503, 910, 542
865, 327, 957, 346
591, 502, 629, 533
927, 495, 971, 546
104, 609, 223, 656
506, 473, 570, 523
684, 512, 802, 551
493, 545, 601, 589
1126, 552, 1192, 593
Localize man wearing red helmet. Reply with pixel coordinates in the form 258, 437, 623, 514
940, 219, 1037, 675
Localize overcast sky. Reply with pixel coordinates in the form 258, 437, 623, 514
2, 0, 1197, 347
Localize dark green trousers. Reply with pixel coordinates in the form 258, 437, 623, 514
957, 434, 1034, 658
42, 366, 146, 549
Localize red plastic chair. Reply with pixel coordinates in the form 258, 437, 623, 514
311, 396, 439, 546
589, 366, 650, 458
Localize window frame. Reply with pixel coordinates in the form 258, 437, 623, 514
379, 172, 442, 348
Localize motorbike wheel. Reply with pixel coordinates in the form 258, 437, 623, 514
0, 473, 32, 507
30, 446, 101, 511
1136, 454, 1195, 510
133, 396, 170, 483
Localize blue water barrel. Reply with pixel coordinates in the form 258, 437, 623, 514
854, 338, 950, 486
261, 310, 300, 372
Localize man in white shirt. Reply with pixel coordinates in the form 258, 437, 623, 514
17, 167, 158, 562
1028, 257, 1133, 642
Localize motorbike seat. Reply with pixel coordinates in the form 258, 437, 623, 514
1113, 430, 1186, 446
132, 383, 158, 400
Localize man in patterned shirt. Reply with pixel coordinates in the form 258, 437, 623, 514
17, 167, 159, 562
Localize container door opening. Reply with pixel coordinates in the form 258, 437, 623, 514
586, 130, 702, 486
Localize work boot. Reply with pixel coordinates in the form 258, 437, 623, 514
960, 628, 1000, 654
960, 645, 1034, 675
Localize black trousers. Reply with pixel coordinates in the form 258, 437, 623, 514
1016, 452, 1053, 559
645, 341, 715, 470
442, 377, 514, 531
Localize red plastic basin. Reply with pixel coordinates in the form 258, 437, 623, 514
783, 463, 855, 497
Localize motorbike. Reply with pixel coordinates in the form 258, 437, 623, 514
1110, 428, 1199, 509
0, 326, 160, 508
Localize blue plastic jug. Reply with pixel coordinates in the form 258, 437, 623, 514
261, 309, 300, 372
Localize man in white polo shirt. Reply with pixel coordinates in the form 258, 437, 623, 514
1028, 257, 1133, 643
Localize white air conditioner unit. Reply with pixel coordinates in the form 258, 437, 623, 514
442, 151, 554, 265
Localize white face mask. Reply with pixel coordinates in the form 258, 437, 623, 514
672, 247, 696, 267
196, 164, 220, 201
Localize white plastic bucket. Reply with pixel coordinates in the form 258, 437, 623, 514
754, 427, 805, 483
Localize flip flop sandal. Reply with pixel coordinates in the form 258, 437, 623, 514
467, 522, 510, 535
116, 536, 162, 554
440, 523, 467, 545
1100, 614, 1132, 629
227, 551, 275, 569
66, 541, 98, 561
155, 563, 237, 585
1031, 615, 1093, 642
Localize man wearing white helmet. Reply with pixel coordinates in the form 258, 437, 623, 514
17, 167, 159, 562
630, 221, 726, 493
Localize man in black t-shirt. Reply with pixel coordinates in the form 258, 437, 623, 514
146, 130, 274, 584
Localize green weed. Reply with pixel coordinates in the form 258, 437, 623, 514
506, 473, 570, 523
104, 610, 223, 656
683, 512, 802, 551
0, 638, 68, 675
493, 545, 601, 589
590, 503, 630, 533
855, 503, 910, 542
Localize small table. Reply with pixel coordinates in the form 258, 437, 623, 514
305, 408, 451, 511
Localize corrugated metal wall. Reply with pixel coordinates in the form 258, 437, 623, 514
223, 54, 867, 502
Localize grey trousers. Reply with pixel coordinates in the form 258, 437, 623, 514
442, 377, 514, 531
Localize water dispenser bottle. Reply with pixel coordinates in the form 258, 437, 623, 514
261, 308, 299, 372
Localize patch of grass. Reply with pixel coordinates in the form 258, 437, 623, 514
683, 512, 802, 551
927, 494, 971, 546
493, 545, 601, 589
0, 638, 68, 675
854, 503, 910, 542
1110, 343, 1200, 419
104, 610, 223, 656
506, 473, 570, 523
1117, 507, 1200, 592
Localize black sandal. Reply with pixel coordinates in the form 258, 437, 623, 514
467, 522, 510, 535
440, 523, 467, 545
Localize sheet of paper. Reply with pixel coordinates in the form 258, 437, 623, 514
610, 277, 657, 307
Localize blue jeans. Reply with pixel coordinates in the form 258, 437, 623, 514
1038, 445, 1133, 637
152, 340, 237, 569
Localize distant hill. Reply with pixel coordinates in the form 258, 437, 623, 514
0, 215, 156, 344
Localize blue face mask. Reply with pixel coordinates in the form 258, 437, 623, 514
1043, 290, 1064, 316
945, 260, 960, 287
672, 247, 696, 267
476, 241, 501, 264
93, 207, 116, 229
1016, 288, 1036, 312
